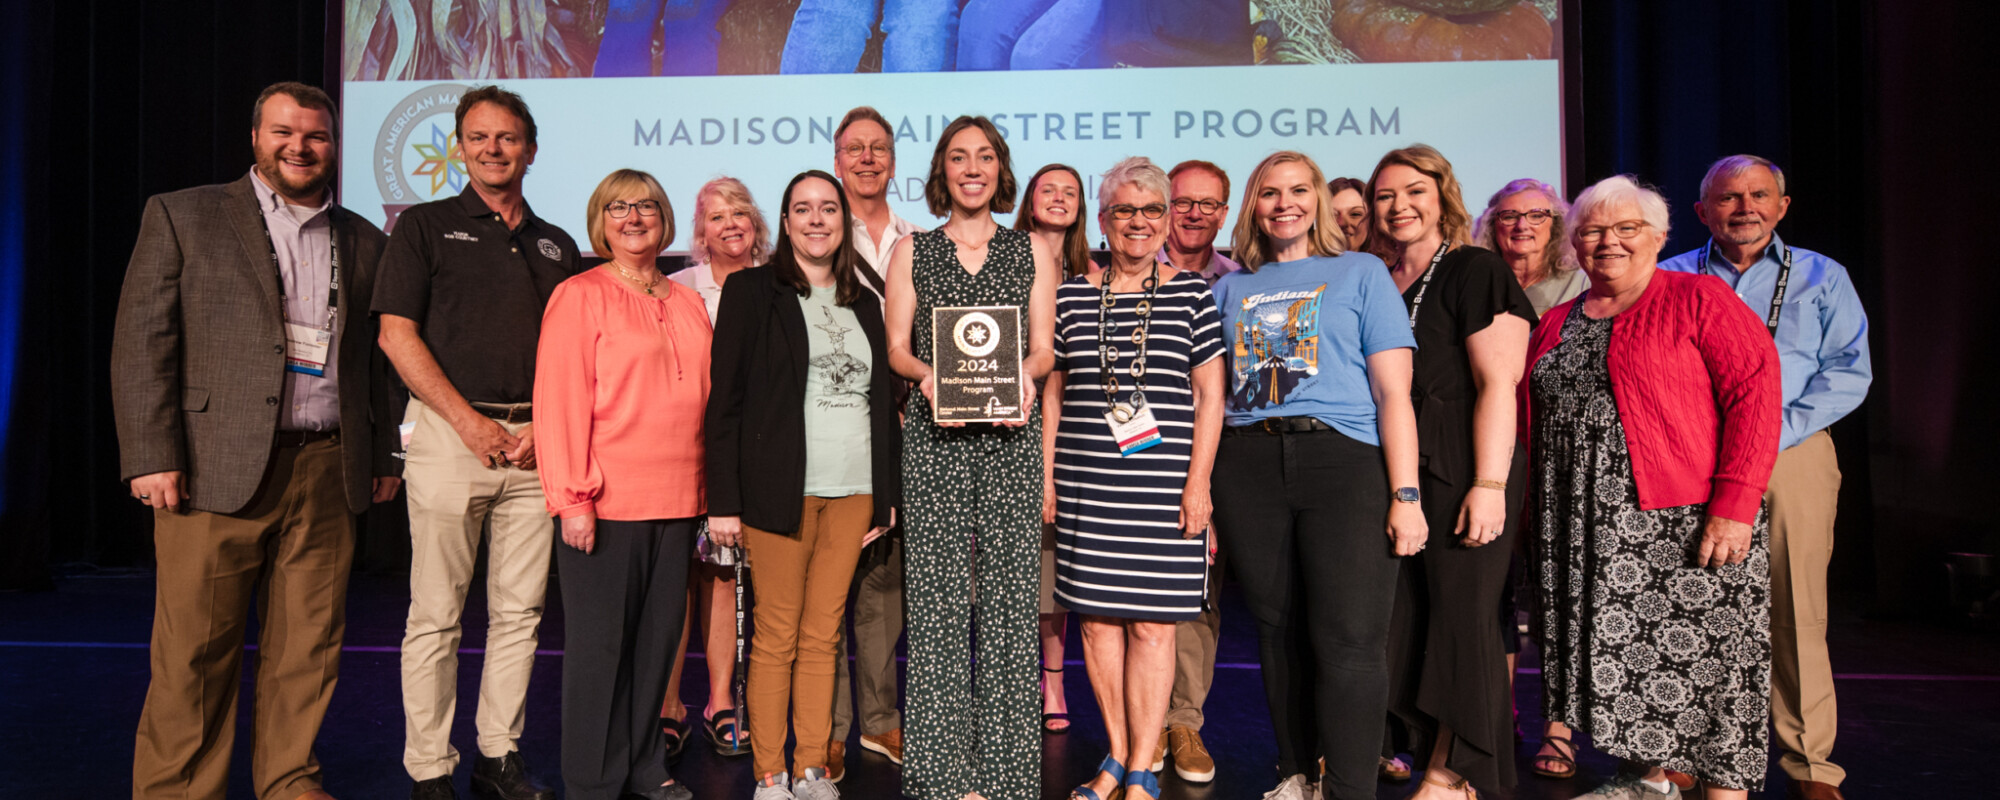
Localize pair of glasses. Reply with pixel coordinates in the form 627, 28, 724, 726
1107, 204, 1168, 220
1495, 209, 1554, 227
1576, 220, 1651, 243
1171, 198, 1224, 215
605, 200, 662, 219
841, 143, 893, 159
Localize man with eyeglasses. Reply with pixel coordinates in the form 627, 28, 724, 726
374, 85, 578, 800
1140, 159, 1239, 785
1659, 155, 1870, 800
825, 105, 925, 779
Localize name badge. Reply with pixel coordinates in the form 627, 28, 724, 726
1103, 401, 1163, 457
285, 322, 332, 376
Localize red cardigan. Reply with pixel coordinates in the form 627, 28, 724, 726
1521, 269, 1782, 524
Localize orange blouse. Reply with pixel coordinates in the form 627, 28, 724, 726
534, 267, 711, 521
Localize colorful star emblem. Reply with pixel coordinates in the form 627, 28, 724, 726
409, 123, 466, 196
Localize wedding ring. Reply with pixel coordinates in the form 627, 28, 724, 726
138, 494, 151, 500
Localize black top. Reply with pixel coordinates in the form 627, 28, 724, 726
705, 264, 901, 533
1400, 245, 1537, 488
370, 186, 582, 403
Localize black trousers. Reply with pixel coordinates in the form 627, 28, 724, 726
1213, 429, 1399, 800
557, 518, 694, 800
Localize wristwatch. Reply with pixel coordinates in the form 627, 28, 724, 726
1393, 487, 1421, 504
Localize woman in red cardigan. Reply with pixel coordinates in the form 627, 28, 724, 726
1522, 175, 1780, 800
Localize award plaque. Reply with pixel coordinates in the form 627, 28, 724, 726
931, 305, 1026, 423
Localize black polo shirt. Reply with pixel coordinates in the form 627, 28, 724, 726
372, 186, 583, 404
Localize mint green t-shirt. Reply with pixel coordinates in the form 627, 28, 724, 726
801, 285, 873, 497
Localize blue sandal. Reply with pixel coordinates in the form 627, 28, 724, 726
1123, 769, 1161, 800
1069, 755, 1126, 800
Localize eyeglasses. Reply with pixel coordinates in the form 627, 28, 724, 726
1495, 209, 1554, 227
605, 200, 661, 219
1107, 204, 1168, 220
1171, 198, 1224, 215
841, 143, 893, 159
1575, 220, 1651, 243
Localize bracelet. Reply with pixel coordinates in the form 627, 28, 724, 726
1471, 478, 1507, 491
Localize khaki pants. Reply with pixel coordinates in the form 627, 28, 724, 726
1166, 551, 1223, 730
399, 399, 553, 779
133, 437, 352, 800
1769, 430, 1845, 785
745, 495, 873, 778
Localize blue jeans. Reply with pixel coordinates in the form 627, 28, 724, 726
1010, 0, 1104, 70
956, 0, 1059, 71
779, 0, 960, 73
594, 0, 729, 77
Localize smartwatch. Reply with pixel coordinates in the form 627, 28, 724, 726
1393, 487, 1421, 504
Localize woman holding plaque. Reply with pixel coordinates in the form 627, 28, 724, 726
884, 115, 1059, 800
1044, 157, 1225, 800
1208, 151, 1425, 800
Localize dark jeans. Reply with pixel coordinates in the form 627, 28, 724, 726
1213, 429, 1398, 800
557, 518, 694, 800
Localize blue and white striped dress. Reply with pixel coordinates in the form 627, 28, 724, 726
1052, 270, 1225, 621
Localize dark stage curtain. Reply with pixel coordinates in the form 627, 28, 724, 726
2, 1, 1994, 612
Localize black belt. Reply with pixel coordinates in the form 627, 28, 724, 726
472, 403, 533, 423
273, 429, 338, 448
1223, 416, 1334, 436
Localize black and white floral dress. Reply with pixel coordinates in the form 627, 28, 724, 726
1529, 303, 1772, 791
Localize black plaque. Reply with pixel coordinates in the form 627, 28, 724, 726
931, 305, 1025, 423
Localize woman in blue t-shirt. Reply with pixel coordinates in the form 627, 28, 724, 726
1208, 150, 1427, 800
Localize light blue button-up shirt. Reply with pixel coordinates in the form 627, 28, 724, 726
1659, 233, 1871, 450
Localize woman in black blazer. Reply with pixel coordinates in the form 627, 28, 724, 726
705, 170, 900, 799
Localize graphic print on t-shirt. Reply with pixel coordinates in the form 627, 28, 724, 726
810, 306, 868, 410
1229, 284, 1324, 410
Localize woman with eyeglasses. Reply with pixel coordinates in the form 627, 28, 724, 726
1525, 175, 1780, 800
535, 169, 709, 800
1471, 178, 1586, 317
1368, 145, 1536, 800
1210, 150, 1424, 800
1045, 157, 1225, 800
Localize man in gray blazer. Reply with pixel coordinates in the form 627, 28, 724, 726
111, 82, 401, 800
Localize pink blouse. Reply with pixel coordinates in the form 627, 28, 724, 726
534, 267, 711, 521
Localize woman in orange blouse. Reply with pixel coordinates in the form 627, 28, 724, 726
534, 168, 710, 800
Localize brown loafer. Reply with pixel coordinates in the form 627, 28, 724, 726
826, 740, 846, 783
859, 727, 904, 765
1788, 780, 1846, 800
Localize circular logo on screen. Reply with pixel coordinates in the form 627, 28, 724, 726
371, 83, 472, 206
953, 311, 1001, 358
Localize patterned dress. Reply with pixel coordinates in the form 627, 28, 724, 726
1529, 303, 1772, 791
900, 227, 1042, 800
1051, 270, 1223, 621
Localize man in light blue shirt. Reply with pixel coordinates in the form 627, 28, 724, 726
1660, 155, 1870, 800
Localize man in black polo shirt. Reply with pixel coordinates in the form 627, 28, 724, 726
373, 85, 576, 800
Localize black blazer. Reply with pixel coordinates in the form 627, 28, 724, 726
706, 264, 900, 533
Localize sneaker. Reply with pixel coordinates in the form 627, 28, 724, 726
1260, 773, 1315, 800
858, 728, 904, 765
825, 740, 846, 783
470, 752, 553, 800
1167, 725, 1216, 783
1573, 775, 1682, 799
410, 776, 456, 800
753, 772, 795, 800
794, 767, 841, 800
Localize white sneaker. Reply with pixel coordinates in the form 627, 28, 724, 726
753, 772, 795, 800
1260, 773, 1315, 800
1573, 776, 1682, 800
794, 767, 840, 800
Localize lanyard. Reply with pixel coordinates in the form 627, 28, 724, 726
257, 205, 340, 331
1701, 240, 1792, 337
1098, 261, 1161, 419
1404, 242, 1452, 328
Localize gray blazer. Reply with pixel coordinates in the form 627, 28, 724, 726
111, 175, 398, 515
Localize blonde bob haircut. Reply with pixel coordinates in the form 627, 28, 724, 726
1366, 144, 1473, 258
689, 176, 772, 267
586, 168, 675, 257
1230, 150, 1347, 272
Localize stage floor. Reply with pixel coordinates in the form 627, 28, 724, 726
2, 569, 1993, 799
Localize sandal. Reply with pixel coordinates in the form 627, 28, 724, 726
1122, 768, 1161, 800
1379, 755, 1413, 782
1070, 755, 1125, 800
704, 707, 748, 756
1421, 773, 1478, 799
1531, 734, 1577, 779
659, 715, 689, 763
1041, 664, 1071, 734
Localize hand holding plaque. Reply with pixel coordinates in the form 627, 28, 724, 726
930, 306, 1026, 424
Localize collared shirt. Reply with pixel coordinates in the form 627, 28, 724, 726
667, 261, 724, 322
850, 209, 924, 296
1659, 233, 1872, 450
249, 169, 340, 432
1157, 245, 1242, 284
372, 185, 583, 404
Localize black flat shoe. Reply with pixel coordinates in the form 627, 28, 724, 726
470, 751, 554, 800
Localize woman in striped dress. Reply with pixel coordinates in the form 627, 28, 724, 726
1047, 157, 1226, 800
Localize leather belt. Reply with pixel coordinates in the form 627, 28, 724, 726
1223, 416, 1334, 436
273, 429, 338, 449
472, 403, 533, 424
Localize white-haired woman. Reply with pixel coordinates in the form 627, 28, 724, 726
1471, 178, 1585, 316
1524, 175, 1780, 800
1044, 157, 1226, 800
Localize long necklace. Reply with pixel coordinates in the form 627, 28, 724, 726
1098, 260, 1161, 422
612, 261, 660, 296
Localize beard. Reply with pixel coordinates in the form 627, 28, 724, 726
255, 147, 333, 202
